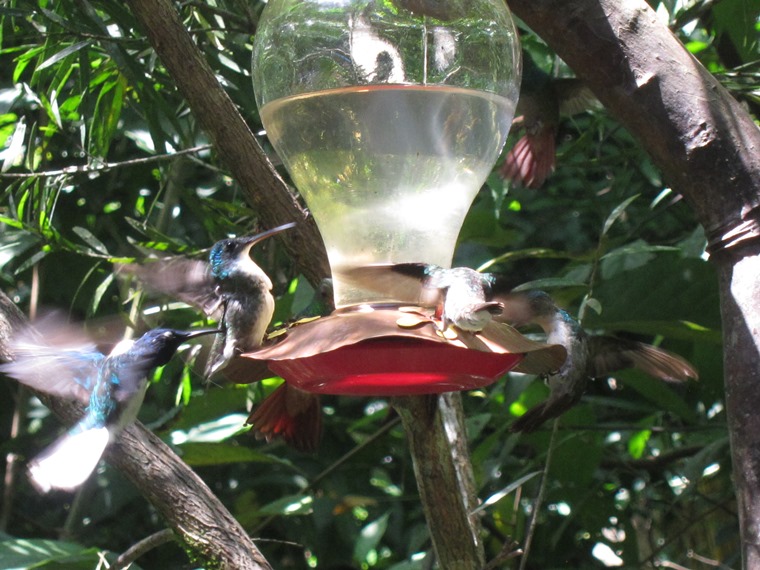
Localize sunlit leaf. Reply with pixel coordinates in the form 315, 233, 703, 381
354, 512, 390, 563
257, 494, 313, 516
36, 41, 92, 72
73, 226, 109, 255
602, 194, 639, 236
471, 471, 541, 514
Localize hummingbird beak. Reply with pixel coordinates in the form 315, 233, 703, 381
181, 328, 221, 341
241, 222, 296, 248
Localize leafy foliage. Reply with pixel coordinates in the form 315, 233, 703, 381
1, 0, 755, 568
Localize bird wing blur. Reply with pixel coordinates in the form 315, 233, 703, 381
118, 258, 223, 320
338, 263, 444, 307
0, 320, 103, 401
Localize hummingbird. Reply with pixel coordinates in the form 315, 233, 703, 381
1, 323, 217, 492
245, 278, 334, 452
121, 222, 327, 451
499, 51, 598, 188
120, 222, 296, 377
339, 263, 510, 332
499, 290, 698, 432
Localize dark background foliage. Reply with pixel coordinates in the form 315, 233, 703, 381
0, 0, 757, 567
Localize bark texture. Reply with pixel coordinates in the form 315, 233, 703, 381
507, 0, 760, 566
393, 394, 485, 569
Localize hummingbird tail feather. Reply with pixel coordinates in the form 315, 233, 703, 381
28, 426, 110, 493
247, 384, 323, 452
499, 131, 556, 189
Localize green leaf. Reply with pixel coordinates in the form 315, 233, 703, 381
471, 471, 541, 514
72, 226, 109, 255
601, 194, 639, 236
0, 538, 134, 570
36, 41, 91, 72
617, 370, 698, 424
89, 74, 126, 157
257, 494, 313, 516
353, 512, 390, 563
512, 277, 588, 292
177, 442, 295, 467
1, 117, 26, 173
627, 429, 651, 459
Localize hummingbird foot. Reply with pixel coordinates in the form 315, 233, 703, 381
247, 383, 323, 452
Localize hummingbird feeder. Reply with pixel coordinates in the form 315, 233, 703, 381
243, 0, 564, 395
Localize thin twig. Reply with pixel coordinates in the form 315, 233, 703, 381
112, 528, 176, 570
0, 145, 212, 180
251, 416, 402, 536
518, 418, 559, 570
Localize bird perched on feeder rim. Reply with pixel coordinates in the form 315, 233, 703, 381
499, 290, 698, 432
120, 222, 325, 452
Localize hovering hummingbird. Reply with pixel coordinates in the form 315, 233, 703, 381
499, 51, 599, 188
1, 323, 217, 492
500, 290, 698, 432
339, 263, 510, 332
121, 222, 326, 451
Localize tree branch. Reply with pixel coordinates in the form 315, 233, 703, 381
393, 394, 485, 569
507, 1, 760, 566
124, 0, 330, 285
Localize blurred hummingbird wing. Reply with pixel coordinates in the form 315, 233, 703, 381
588, 336, 698, 382
554, 78, 601, 117
118, 259, 223, 319
0, 319, 104, 401
337, 264, 443, 306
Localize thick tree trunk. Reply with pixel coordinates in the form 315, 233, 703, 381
507, 0, 760, 566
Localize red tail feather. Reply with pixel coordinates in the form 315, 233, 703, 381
499, 129, 556, 189
247, 383, 323, 452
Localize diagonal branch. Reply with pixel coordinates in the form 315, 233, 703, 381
125, 0, 330, 286
0, 291, 272, 570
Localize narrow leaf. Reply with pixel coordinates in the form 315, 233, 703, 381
602, 194, 639, 236
471, 471, 541, 514
72, 226, 109, 255
36, 41, 91, 72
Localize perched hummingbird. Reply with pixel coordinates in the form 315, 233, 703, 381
122, 223, 326, 451
1, 323, 217, 492
500, 290, 698, 432
120, 222, 295, 377
245, 278, 334, 452
499, 51, 598, 188
339, 263, 510, 332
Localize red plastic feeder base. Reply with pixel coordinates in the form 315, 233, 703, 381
268, 339, 524, 396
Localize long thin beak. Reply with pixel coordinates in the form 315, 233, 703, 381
182, 328, 221, 341
241, 222, 296, 247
